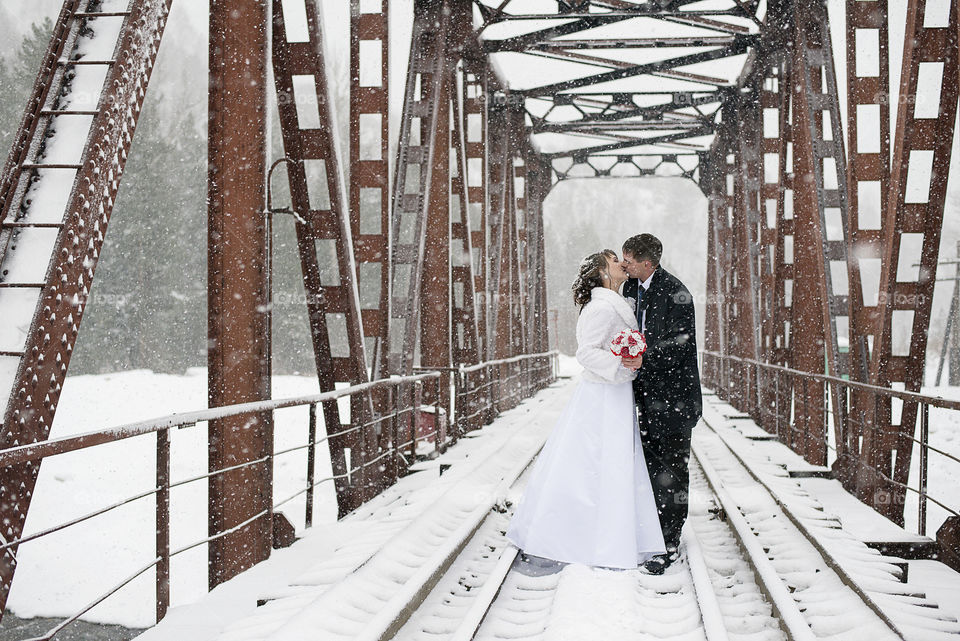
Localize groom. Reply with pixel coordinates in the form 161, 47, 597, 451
620, 233, 702, 574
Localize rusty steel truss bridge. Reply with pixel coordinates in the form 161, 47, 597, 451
0, 0, 958, 627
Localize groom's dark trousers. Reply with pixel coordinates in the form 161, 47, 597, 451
623, 266, 702, 553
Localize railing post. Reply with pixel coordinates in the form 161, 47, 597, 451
467, 369, 475, 433
306, 403, 317, 529
435, 375, 444, 455
487, 364, 495, 421
452, 369, 462, 443
356, 393, 372, 504
412, 381, 422, 460
920, 403, 929, 536
389, 386, 399, 481
836, 382, 848, 470
523, 358, 537, 396
774, 370, 781, 439
156, 427, 170, 624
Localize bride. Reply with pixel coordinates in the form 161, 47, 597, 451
505, 249, 666, 569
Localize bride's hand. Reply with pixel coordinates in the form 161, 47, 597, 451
622, 355, 643, 370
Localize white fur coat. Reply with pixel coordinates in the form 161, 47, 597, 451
575, 287, 639, 385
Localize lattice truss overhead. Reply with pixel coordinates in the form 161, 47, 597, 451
0, 0, 958, 619
477, 0, 759, 181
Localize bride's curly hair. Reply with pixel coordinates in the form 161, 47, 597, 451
572, 249, 616, 307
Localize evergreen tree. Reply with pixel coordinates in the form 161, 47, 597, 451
0, 18, 52, 167
71, 89, 207, 374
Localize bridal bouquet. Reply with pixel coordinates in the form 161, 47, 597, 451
610, 329, 647, 358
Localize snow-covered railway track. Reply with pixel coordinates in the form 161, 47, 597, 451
395, 441, 788, 641
410, 466, 785, 641
694, 415, 960, 640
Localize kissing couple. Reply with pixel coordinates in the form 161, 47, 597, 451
506, 233, 703, 575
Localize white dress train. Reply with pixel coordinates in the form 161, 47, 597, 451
505, 286, 666, 569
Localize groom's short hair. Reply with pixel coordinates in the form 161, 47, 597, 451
623, 233, 662, 265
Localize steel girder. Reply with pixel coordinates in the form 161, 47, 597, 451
350, 0, 390, 377
0, 0, 174, 612
487, 100, 516, 360
514, 157, 530, 356
768, 56, 796, 441
486, 97, 533, 362
349, 0, 394, 497
706, 0, 851, 465
703, 0, 959, 532
844, 0, 890, 383
463, 60, 490, 359
786, 0, 853, 466
451, 65, 483, 368
755, 59, 789, 435
419, 28, 454, 410
702, 150, 726, 391
519, 37, 754, 98
208, 0, 273, 590
524, 157, 552, 355
768, 56, 794, 374
864, 0, 959, 523
704, 134, 736, 399
272, 0, 371, 517
729, 96, 762, 414
841, 0, 892, 505
379, 0, 537, 417
384, 0, 455, 375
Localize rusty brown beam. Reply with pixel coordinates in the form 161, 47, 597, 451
207, 0, 272, 590
272, 0, 372, 514
868, 0, 960, 524
350, 0, 390, 377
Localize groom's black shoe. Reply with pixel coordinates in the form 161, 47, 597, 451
643, 554, 670, 575
643, 549, 679, 575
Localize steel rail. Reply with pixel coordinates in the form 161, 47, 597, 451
692, 443, 821, 641
696, 412, 911, 640
683, 527, 731, 641
442, 444, 767, 641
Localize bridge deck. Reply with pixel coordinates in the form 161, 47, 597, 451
136, 379, 960, 641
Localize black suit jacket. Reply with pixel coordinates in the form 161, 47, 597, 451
623, 265, 702, 434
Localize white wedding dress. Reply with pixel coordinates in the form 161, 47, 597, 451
506, 286, 666, 569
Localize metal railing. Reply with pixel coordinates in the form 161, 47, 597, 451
701, 350, 960, 540
0, 352, 558, 638
454, 351, 559, 436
